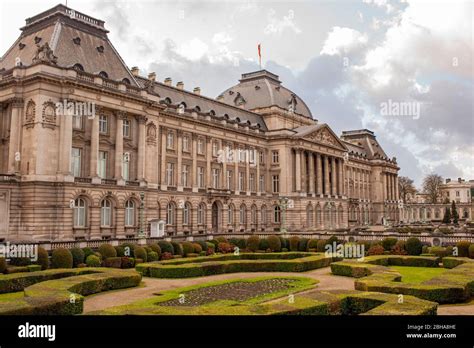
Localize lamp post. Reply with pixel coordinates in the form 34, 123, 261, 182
278, 196, 289, 234
138, 191, 145, 238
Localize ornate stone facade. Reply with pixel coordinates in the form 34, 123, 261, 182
0, 5, 401, 242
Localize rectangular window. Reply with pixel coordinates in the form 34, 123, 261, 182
212, 141, 219, 157
167, 132, 174, 149
123, 119, 130, 137
99, 115, 108, 134
272, 175, 280, 193
122, 152, 130, 181
182, 136, 189, 152
98, 151, 107, 178
259, 175, 265, 192
72, 115, 83, 130
212, 168, 220, 188
259, 151, 265, 165
71, 147, 81, 177
166, 162, 175, 186
249, 149, 255, 164
272, 150, 279, 164
239, 172, 245, 191
238, 148, 246, 162
197, 139, 204, 154
249, 173, 255, 192
226, 170, 232, 190
182, 164, 189, 187
198, 167, 205, 188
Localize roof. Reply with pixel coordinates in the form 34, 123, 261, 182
218, 70, 313, 118
0, 4, 138, 86
341, 129, 388, 160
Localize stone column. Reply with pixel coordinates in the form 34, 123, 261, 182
316, 153, 322, 195
382, 172, 387, 201
337, 158, 343, 197
245, 146, 250, 194
301, 151, 306, 192
395, 175, 399, 201
176, 130, 183, 191
114, 111, 124, 183
192, 134, 197, 191
58, 101, 73, 178
136, 115, 147, 184
295, 149, 301, 192
331, 157, 337, 196
234, 143, 239, 193
160, 127, 167, 188
8, 98, 23, 174
222, 141, 227, 190
308, 152, 315, 194
206, 136, 212, 188
255, 148, 260, 194
324, 155, 330, 196
90, 109, 99, 180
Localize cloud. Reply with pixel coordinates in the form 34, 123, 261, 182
264, 9, 301, 35
320, 27, 368, 56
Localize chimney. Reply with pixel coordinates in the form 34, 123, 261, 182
131, 66, 139, 76
446, 178, 451, 184
176, 81, 184, 90
193, 87, 201, 95
164, 77, 172, 86
458, 177, 462, 183
148, 72, 156, 81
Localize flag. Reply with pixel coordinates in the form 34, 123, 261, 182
258, 43, 261, 68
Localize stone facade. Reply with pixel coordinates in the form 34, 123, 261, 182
0, 5, 401, 242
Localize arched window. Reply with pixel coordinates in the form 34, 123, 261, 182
177, 103, 186, 114
166, 202, 176, 225
228, 204, 234, 224
274, 206, 281, 223
100, 199, 112, 227
239, 204, 246, 224
99, 71, 109, 79
251, 205, 257, 224
125, 200, 135, 226
197, 203, 205, 225
73, 63, 84, 71
306, 205, 314, 227
183, 202, 191, 225
73, 198, 86, 227
261, 205, 267, 226
122, 78, 131, 85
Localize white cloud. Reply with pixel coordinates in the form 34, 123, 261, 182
264, 9, 301, 35
320, 27, 368, 56
176, 38, 209, 61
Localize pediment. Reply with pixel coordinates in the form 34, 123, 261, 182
303, 125, 347, 150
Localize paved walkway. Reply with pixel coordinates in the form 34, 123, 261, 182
83, 267, 354, 313
437, 303, 474, 315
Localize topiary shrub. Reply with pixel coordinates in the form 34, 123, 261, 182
149, 243, 162, 259
218, 242, 233, 254
82, 247, 94, 260
70, 248, 85, 267
382, 238, 398, 251
147, 251, 159, 262
406, 237, 422, 256
279, 237, 287, 250
317, 239, 327, 252
51, 248, 73, 269
469, 244, 474, 259
161, 252, 173, 260
391, 241, 407, 255
0, 257, 6, 273
134, 246, 147, 262
215, 236, 228, 244
208, 240, 219, 250
115, 245, 125, 257
171, 242, 183, 256
456, 241, 471, 258
9, 256, 31, 266
246, 236, 260, 252
267, 235, 282, 252
121, 257, 135, 269
195, 240, 208, 252
193, 243, 202, 254
307, 239, 318, 251
289, 236, 300, 251
36, 247, 49, 270
181, 242, 195, 256
367, 245, 385, 256
86, 255, 101, 267
104, 257, 122, 268
298, 238, 309, 252
229, 238, 246, 250
144, 246, 152, 253
259, 238, 269, 251
158, 241, 174, 255
422, 245, 429, 254
120, 243, 135, 257
98, 244, 117, 259
327, 236, 339, 246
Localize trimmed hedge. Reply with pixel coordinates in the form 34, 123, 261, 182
103, 257, 122, 268
148, 243, 162, 259
86, 255, 101, 267
0, 258, 6, 274
136, 252, 340, 278
51, 248, 73, 269
70, 248, 85, 267
182, 242, 194, 256
289, 236, 300, 252
298, 238, 309, 252
171, 242, 183, 256
98, 244, 117, 259
267, 235, 281, 252
406, 237, 422, 255
157, 241, 174, 255
36, 247, 49, 270
456, 241, 471, 258
246, 236, 260, 252
0, 268, 141, 315
147, 251, 159, 262
133, 246, 147, 263
82, 247, 94, 260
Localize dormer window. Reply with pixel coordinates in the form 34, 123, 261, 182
73, 63, 84, 71
177, 103, 186, 114
96, 45, 104, 53
122, 78, 131, 85
209, 110, 216, 116
34, 36, 42, 44
73, 37, 81, 45
99, 71, 108, 79
194, 106, 201, 113
19, 42, 26, 50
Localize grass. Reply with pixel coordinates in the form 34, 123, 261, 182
389, 266, 447, 284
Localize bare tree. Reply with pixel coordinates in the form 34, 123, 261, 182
398, 176, 416, 203
422, 174, 443, 203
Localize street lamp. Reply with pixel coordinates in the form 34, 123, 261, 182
278, 196, 289, 234
138, 191, 145, 238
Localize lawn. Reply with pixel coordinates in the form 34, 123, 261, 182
389, 266, 447, 284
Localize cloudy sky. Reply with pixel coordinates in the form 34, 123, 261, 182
1, 0, 472, 187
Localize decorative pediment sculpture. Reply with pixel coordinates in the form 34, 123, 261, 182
32, 42, 58, 65
233, 92, 246, 106
288, 94, 297, 113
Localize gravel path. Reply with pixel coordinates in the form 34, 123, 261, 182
437, 303, 474, 315
83, 267, 354, 313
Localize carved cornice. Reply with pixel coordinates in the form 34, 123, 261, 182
10, 97, 24, 108
136, 114, 147, 124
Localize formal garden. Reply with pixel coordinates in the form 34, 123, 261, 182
1, 235, 473, 315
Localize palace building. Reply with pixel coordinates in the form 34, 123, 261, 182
0, 5, 401, 242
